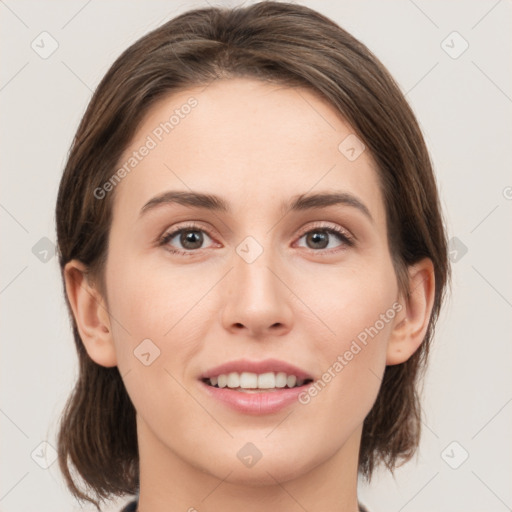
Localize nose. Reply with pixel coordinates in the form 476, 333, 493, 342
221, 243, 294, 338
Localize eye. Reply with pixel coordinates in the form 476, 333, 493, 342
295, 223, 354, 253
158, 223, 216, 256
158, 221, 355, 257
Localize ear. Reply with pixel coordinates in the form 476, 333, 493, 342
63, 259, 117, 367
386, 258, 436, 365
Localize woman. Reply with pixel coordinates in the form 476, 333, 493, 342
55, 2, 450, 511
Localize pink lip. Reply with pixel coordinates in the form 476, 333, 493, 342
199, 380, 310, 415
199, 358, 313, 380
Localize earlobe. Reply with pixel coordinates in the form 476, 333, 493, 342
386, 258, 436, 365
63, 260, 118, 368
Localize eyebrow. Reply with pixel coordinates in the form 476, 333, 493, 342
139, 190, 373, 223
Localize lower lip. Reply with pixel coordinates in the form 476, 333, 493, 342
199, 381, 309, 415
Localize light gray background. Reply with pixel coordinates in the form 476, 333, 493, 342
1, 1, 511, 511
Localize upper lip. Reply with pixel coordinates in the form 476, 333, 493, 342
199, 358, 314, 380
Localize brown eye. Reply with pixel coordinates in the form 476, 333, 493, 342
305, 230, 330, 249
296, 225, 354, 252
159, 224, 215, 255
176, 230, 204, 250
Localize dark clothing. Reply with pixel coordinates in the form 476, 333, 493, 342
121, 499, 370, 511
120, 500, 137, 512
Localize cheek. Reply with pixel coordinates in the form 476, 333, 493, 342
109, 246, 208, 321
105, 251, 212, 373
297, 255, 398, 350
105, 256, 208, 426
295, 259, 398, 413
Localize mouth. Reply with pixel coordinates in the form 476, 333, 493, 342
200, 372, 314, 392
199, 372, 315, 415
198, 359, 315, 413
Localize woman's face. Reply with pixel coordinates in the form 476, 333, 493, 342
101, 77, 404, 484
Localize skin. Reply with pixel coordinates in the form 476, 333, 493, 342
64, 77, 435, 512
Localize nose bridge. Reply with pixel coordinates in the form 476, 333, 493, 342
221, 233, 292, 335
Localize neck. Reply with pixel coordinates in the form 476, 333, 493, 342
135, 414, 363, 512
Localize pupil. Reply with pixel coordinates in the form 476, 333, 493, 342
308, 231, 328, 249
182, 230, 203, 249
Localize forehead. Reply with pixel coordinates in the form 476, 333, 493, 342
112, 77, 385, 224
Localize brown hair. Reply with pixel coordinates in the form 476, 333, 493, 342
55, 1, 450, 508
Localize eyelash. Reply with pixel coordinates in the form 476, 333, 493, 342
157, 221, 355, 257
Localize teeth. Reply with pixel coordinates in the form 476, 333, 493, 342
205, 371, 310, 389
258, 372, 275, 389
240, 372, 258, 388
287, 375, 297, 388
227, 372, 239, 388
275, 372, 287, 388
